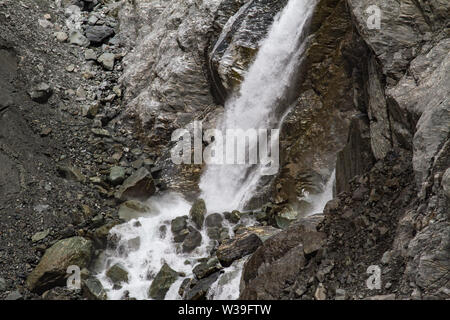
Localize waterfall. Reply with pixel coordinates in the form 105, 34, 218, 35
97, 0, 318, 300
200, 0, 318, 213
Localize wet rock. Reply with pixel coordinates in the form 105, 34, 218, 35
182, 228, 202, 253
193, 257, 222, 280
109, 166, 126, 186
115, 168, 156, 202
217, 232, 262, 267
189, 199, 206, 229
205, 213, 223, 228
148, 263, 179, 300
85, 25, 115, 45
223, 210, 240, 223
171, 216, 188, 234
97, 52, 115, 71
185, 272, 220, 300
28, 82, 53, 103
106, 264, 129, 285
118, 200, 151, 221
83, 277, 107, 300
26, 237, 93, 293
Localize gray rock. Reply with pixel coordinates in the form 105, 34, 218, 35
364, 294, 396, 300
171, 216, 188, 234
217, 232, 262, 267
0, 277, 6, 292
31, 229, 50, 243
26, 237, 93, 293
148, 263, 178, 300
97, 52, 115, 71
106, 263, 129, 284
28, 82, 53, 103
118, 200, 151, 221
115, 167, 156, 201
205, 213, 223, 228
189, 199, 206, 229
83, 277, 107, 300
5, 290, 23, 300
56, 164, 85, 183
182, 228, 202, 253
185, 272, 220, 300
85, 25, 115, 45
442, 168, 450, 198
193, 257, 222, 279
69, 30, 89, 47
109, 166, 126, 186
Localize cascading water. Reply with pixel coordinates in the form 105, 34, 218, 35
97, 0, 319, 300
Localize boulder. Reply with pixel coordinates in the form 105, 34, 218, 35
189, 199, 206, 229
106, 263, 129, 285
118, 200, 151, 221
185, 272, 220, 300
205, 213, 223, 228
56, 165, 85, 183
115, 168, 155, 202
26, 237, 93, 293
148, 263, 179, 300
83, 277, 107, 300
193, 257, 222, 279
171, 216, 188, 233
182, 228, 202, 253
109, 166, 126, 186
28, 82, 53, 103
216, 232, 262, 267
85, 25, 115, 45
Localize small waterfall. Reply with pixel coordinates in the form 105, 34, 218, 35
200, 0, 318, 213
97, 0, 319, 300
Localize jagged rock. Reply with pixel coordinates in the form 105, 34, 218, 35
83, 277, 107, 300
193, 257, 222, 279
189, 199, 206, 229
185, 272, 220, 300
148, 263, 179, 300
115, 168, 156, 202
442, 168, 450, 198
109, 166, 126, 186
85, 25, 115, 45
171, 216, 188, 233
182, 228, 202, 253
31, 229, 50, 243
69, 30, 89, 47
106, 264, 129, 285
84, 49, 97, 61
97, 52, 115, 71
26, 237, 93, 293
364, 294, 396, 300
28, 82, 53, 103
216, 232, 262, 267
223, 210, 240, 223
118, 200, 151, 221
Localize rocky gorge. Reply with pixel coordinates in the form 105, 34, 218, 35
0, 0, 448, 301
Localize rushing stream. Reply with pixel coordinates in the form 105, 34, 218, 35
97, 0, 321, 300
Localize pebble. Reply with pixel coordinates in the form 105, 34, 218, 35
97, 52, 115, 71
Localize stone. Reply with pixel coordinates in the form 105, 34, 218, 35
192, 257, 222, 280
189, 199, 206, 229
31, 229, 50, 243
85, 25, 115, 45
364, 294, 396, 300
97, 52, 115, 71
5, 290, 23, 300
54, 31, 68, 42
223, 211, 240, 223
185, 272, 220, 300
84, 49, 97, 61
83, 277, 107, 300
118, 200, 151, 222
216, 232, 262, 267
106, 264, 129, 284
91, 128, 110, 137
314, 283, 326, 300
148, 263, 178, 300
115, 168, 156, 201
205, 213, 223, 228
28, 82, 53, 103
0, 277, 6, 292
26, 237, 93, 293
335, 288, 347, 300
69, 30, 89, 47
182, 228, 202, 253
109, 166, 126, 186
171, 216, 188, 234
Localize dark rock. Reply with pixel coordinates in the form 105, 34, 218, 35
83, 277, 107, 300
185, 272, 220, 300
28, 82, 53, 103
5, 290, 23, 300
56, 165, 85, 183
189, 199, 206, 229
171, 216, 188, 233
118, 200, 151, 221
106, 263, 129, 285
148, 263, 179, 300
85, 25, 115, 45
205, 213, 223, 228
182, 228, 202, 253
217, 232, 262, 267
26, 237, 93, 293
115, 168, 156, 202
193, 257, 222, 279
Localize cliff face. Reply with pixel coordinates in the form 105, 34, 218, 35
240, 0, 449, 300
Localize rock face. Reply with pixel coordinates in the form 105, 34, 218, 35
26, 237, 93, 293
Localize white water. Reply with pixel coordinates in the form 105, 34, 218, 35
200, 0, 318, 213
97, 0, 320, 300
